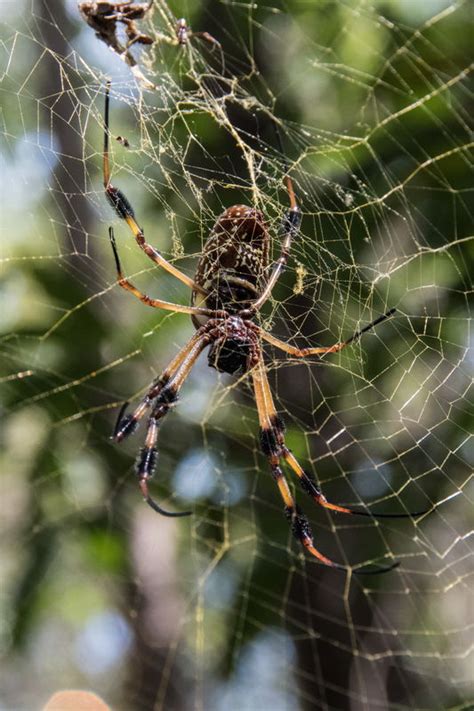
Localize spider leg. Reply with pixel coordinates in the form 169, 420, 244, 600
115, 328, 212, 515
109, 227, 223, 317
136, 416, 190, 517
113, 326, 212, 442
256, 359, 430, 521
187, 29, 225, 71
259, 309, 397, 358
113, 400, 130, 439
188, 30, 221, 49
258, 314, 432, 519
103, 83, 207, 296
137, 332, 213, 516
252, 359, 398, 574
249, 174, 302, 313
282, 448, 431, 519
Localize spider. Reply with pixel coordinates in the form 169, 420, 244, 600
153, 16, 223, 68
103, 84, 428, 575
149, 15, 221, 49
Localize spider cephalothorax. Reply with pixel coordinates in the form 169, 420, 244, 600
207, 316, 260, 375
103, 84, 429, 574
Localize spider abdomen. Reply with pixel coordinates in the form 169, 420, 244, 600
191, 205, 270, 327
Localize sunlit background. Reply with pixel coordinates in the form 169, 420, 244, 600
1, 1, 472, 709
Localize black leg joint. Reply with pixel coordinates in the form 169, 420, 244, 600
106, 186, 135, 219
260, 427, 279, 457
285, 504, 312, 541
260, 415, 285, 456
270, 414, 285, 434
155, 384, 179, 406
114, 413, 139, 441
148, 374, 170, 400
136, 447, 158, 478
281, 207, 302, 237
270, 464, 284, 482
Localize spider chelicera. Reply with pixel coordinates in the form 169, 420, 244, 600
103, 84, 428, 575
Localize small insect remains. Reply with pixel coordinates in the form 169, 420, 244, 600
79, 1, 154, 57
79, 2, 220, 65
103, 84, 429, 574
116, 135, 130, 148
79, 1, 155, 87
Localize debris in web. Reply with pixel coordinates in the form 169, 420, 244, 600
115, 134, 130, 148
78, 1, 156, 89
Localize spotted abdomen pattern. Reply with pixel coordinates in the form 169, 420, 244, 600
191, 205, 270, 327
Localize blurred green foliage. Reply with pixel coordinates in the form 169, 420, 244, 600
1, 1, 472, 709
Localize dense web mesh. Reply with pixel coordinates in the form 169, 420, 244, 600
1, 1, 472, 709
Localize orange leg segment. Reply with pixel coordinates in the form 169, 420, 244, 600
259, 309, 397, 359
103, 82, 207, 297
252, 358, 403, 574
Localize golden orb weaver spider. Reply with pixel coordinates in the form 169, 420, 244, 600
103, 84, 429, 575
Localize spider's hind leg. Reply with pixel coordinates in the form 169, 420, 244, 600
103, 83, 207, 296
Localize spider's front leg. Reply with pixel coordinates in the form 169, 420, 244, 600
252, 359, 401, 575
113, 327, 212, 515
135, 397, 184, 516
252, 360, 349, 571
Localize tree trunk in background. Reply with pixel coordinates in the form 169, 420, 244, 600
36, 3, 189, 709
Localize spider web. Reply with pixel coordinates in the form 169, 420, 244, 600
1, 1, 472, 709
